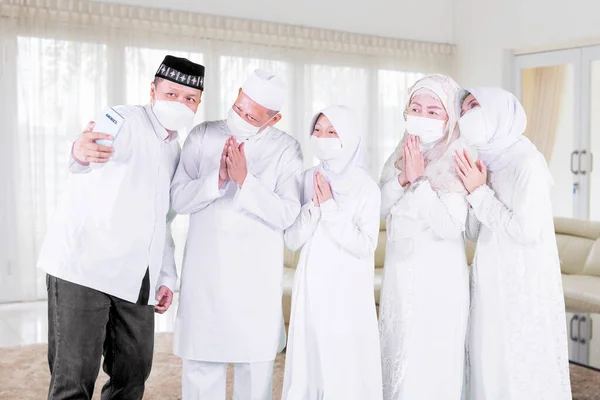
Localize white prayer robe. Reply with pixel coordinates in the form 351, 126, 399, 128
171, 120, 303, 363
282, 168, 383, 400
465, 151, 572, 400
37, 104, 179, 304
378, 151, 470, 400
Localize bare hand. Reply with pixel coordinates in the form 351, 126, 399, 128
398, 169, 409, 187
404, 135, 425, 184
219, 137, 232, 188
315, 172, 333, 203
312, 173, 320, 206
226, 138, 248, 186
454, 149, 487, 193
72, 121, 114, 165
155, 285, 174, 314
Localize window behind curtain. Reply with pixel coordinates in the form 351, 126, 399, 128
14, 36, 107, 299
10, 38, 429, 301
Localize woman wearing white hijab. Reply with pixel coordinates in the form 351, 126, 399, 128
455, 88, 571, 399
379, 74, 472, 400
282, 105, 383, 400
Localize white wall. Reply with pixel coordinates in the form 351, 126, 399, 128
88, 0, 454, 43
454, 0, 600, 88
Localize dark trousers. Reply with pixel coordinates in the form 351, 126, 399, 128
46, 270, 154, 400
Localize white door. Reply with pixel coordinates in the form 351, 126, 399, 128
582, 46, 600, 221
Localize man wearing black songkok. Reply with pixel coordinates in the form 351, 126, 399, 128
37, 55, 204, 400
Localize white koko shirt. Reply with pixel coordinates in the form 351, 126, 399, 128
37, 104, 180, 304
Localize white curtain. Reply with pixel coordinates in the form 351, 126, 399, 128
0, 0, 454, 302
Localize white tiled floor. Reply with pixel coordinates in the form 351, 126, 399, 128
0, 294, 179, 348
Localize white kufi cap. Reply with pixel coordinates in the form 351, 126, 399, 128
241, 69, 286, 111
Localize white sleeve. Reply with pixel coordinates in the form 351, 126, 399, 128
467, 156, 550, 246
235, 142, 303, 231
380, 176, 406, 218
409, 180, 467, 240
156, 208, 177, 293
170, 124, 227, 215
319, 188, 380, 259
284, 201, 321, 251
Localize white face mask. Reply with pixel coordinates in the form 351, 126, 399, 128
152, 100, 195, 131
405, 116, 446, 144
226, 108, 275, 140
458, 107, 488, 148
310, 135, 342, 161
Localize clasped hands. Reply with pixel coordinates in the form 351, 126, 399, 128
311, 171, 333, 207
396, 135, 425, 187
219, 136, 248, 188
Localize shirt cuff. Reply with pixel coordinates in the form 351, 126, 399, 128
235, 173, 258, 210
320, 198, 339, 217
466, 184, 493, 210
69, 148, 91, 173
156, 275, 177, 294
384, 175, 406, 194
410, 180, 437, 215
303, 200, 321, 221
205, 170, 228, 199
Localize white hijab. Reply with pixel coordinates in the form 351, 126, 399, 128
380, 74, 467, 194
309, 105, 371, 198
466, 87, 538, 173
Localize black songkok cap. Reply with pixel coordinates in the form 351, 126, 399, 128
155, 55, 205, 91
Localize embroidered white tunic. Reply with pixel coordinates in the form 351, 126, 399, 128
465, 151, 572, 400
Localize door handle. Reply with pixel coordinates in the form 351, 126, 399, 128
570, 315, 579, 341
580, 150, 587, 175
578, 316, 587, 344
571, 151, 580, 175
590, 152, 594, 173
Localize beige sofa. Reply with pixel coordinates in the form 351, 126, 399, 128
282, 217, 600, 323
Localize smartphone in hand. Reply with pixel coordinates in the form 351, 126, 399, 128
93, 107, 125, 146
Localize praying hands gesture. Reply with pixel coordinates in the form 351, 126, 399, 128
312, 171, 333, 206
219, 137, 233, 188
226, 137, 248, 186
454, 149, 487, 193
403, 135, 425, 184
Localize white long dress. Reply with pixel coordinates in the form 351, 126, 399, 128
378, 147, 470, 400
282, 167, 383, 400
465, 151, 572, 400
170, 120, 303, 363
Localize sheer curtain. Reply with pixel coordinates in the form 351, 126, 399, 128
521, 65, 566, 161
0, 0, 454, 302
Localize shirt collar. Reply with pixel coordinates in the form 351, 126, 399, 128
144, 104, 179, 142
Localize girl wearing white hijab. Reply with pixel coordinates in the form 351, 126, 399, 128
455, 88, 571, 399
282, 105, 383, 400
379, 74, 473, 400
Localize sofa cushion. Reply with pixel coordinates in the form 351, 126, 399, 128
583, 239, 600, 278
284, 246, 301, 269
554, 217, 600, 239
556, 234, 596, 275
562, 274, 600, 314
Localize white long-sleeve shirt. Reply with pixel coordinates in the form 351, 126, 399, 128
37, 104, 179, 304
171, 120, 303, 363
